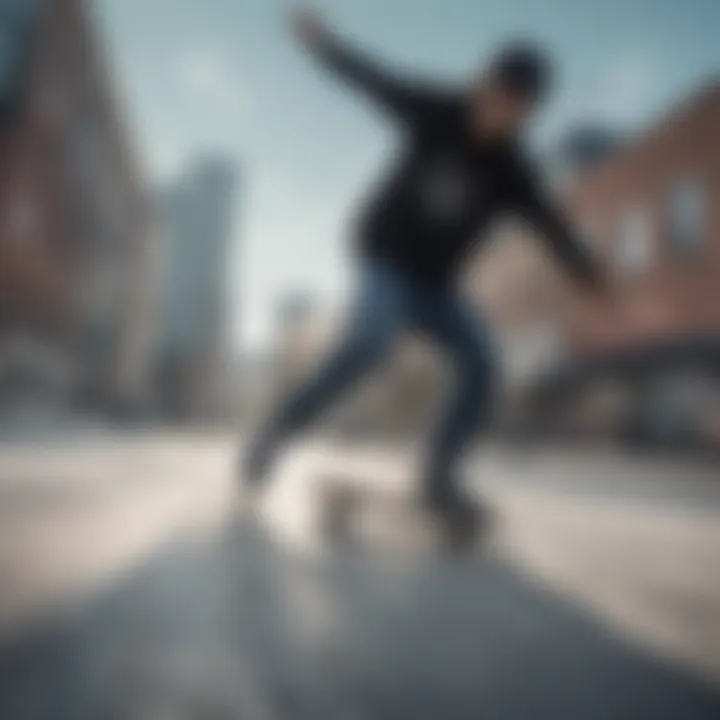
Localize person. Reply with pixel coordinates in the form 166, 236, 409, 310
243, 7, 610, 533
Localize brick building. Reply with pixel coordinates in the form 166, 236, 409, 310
0, 0, 160, 414
566, 83, 720, 353
477, 82, 720, 445
156, 157, 237, 422
479, 82, 720, 369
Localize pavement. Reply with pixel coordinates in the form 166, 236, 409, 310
0, 432, 719, 719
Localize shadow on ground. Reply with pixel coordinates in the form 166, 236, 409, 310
1, 517, 718, 720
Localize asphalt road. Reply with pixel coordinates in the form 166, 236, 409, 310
0, 433, 718, 720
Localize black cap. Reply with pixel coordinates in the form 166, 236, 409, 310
488, 42, 553, 101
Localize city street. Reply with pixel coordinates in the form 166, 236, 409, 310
0, 432, 719, 719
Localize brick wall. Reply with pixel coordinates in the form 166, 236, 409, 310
566, 83, 720, 352
475, 83, 720, 371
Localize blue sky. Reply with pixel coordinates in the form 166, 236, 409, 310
95, 0, 720, 351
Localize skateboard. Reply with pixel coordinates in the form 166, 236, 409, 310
316, 475, 495, 554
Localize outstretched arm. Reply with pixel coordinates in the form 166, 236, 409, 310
515, 176, 605, 291
290, 7, 429, 121
512, 167, 655, 350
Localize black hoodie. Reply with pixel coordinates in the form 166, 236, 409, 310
313, 37, 602, 289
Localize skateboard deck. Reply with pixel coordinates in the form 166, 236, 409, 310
316, 474, 493, 554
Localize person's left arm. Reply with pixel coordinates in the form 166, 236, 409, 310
514, 170, 605, 292
511, 166, 644, 350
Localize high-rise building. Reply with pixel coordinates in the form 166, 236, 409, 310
157, 157, 237, 420
276, 290, 317, 336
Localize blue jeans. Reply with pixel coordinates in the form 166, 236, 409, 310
257, 262, 496, 494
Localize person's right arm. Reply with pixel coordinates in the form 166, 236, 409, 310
291, 8, 430, 122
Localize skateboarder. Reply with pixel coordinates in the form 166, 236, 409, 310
243, 8, 609, 534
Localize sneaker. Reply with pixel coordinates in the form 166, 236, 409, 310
240, 436, 276, 490
424, 482, 494, 549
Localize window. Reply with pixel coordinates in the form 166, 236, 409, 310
668, 177, 705, 255
616, 206, 651, 277
503, 319, 567, 382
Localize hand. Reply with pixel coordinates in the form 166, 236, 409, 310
289, 6, 331, 51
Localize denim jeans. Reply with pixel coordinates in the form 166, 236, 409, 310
257, 261, 497, 492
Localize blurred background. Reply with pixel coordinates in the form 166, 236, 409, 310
0, 1, 719, 718
1, 0, 718, 451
